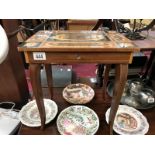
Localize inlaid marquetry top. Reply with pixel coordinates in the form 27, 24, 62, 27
18, 30, 139, 52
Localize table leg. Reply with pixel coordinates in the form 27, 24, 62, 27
45, 64, 53, 99
29, 64, 45, 130
103, 65, 111, 98
109, 64, 128, 135
96, 64, 104, 87
142, 50, 155, 79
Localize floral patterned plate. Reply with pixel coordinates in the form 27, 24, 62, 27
62, 83, 95, 104
57, 105, 99, 135
19, 99, 58, 127
105, 105, 149, 135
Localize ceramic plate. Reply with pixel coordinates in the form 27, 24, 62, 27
105, 105, 149, 135
63, 83, 95, 104
19, 99, 58, 127
57, 105, 99, 135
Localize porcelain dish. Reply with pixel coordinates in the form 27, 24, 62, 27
105, 105, 149, 135
63, 83, 95, 104
57, 105, 99, 135
19, 99, 58, 127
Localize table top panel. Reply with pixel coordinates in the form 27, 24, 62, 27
18, 31, 139, 52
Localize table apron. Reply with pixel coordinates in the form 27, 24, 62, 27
25, 52, 133, 64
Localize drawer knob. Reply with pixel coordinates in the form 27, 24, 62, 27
76, 55, 81, 60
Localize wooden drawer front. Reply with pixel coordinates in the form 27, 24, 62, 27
27, 52, 133, 64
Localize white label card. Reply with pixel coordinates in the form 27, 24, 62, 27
33, 52, 46, 60
148, 97, 154, 103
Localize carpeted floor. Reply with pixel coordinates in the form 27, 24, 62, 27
72, 63, 97, 77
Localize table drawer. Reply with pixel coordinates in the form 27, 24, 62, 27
26, 52, 133, 64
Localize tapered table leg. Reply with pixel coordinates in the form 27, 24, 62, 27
45, 64, 53, 99
29, 64, 45, 130
96, 64, 104, 87
109, 64, 128, 135
103, 64, 111, 98
142, 50, 155, 79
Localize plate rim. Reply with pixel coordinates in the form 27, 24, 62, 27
19, 98, 58, 127
56, 105, 99, 135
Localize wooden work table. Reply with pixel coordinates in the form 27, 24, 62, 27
18, 30, 139, 135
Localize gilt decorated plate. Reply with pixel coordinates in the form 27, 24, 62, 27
62, 83, 95, 104
19, 99, 58, 127
105, 105, 149, 135
57, 105, 99, 135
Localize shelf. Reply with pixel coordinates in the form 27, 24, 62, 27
18, 77, 155, 135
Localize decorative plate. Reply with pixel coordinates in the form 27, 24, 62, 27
63, 83, 95, 104
57, 105, 99, 135
19, 99, 58, 127
105, 105, 149, 135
